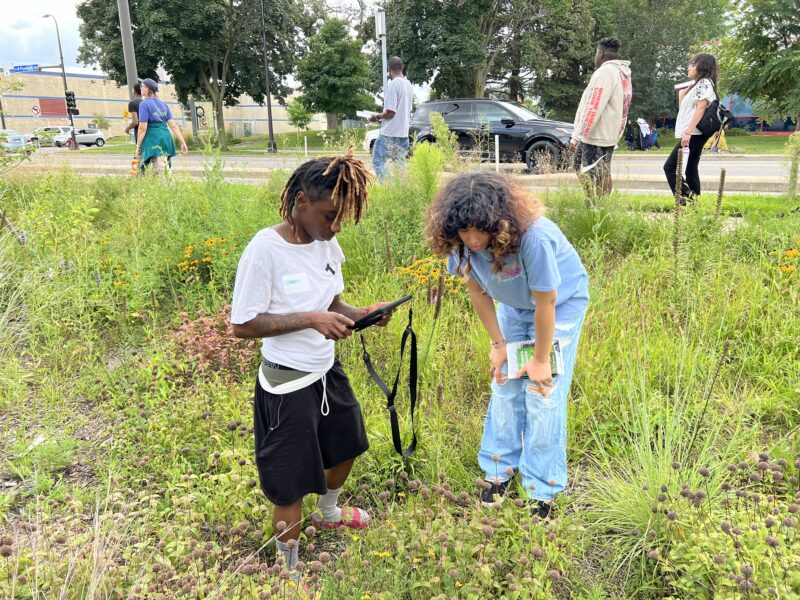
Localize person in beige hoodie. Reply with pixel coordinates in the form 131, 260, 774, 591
570, 37, 632, 197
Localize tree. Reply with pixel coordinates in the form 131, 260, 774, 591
590, 0, 729, 120
717, 0, 800, 122
384, 0, 594, 113
296, 19, 376, 130
77, 0, 314, 150
286, 97, 313, 131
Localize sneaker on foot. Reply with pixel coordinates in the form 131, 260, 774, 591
310, 505, 371, 530
481, 479, 511, 507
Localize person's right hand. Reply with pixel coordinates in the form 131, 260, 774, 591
489, 344, 508, 384
180, 141, 188, 155
310, 311, 354, 340
569, 141, 577, 154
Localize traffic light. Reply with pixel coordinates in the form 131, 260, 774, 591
65, 91, 79, 116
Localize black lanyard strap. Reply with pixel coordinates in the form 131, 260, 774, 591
359, 308, 418, 457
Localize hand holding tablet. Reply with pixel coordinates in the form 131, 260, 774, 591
349, 295, 413, 331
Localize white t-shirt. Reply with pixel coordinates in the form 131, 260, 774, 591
230, 228, 345, 372
380, 75, 414, 138
675, 78, 717, 138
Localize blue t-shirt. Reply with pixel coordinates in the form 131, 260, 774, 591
139, 98, 173, 123
447, 217, 589, 321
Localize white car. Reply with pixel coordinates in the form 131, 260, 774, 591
364, 128, 380, 153
28, 126, 71, 147
56, 127, 106, 148
0, 129, 27, 151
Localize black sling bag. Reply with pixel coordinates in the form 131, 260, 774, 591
359, 308, 418, 457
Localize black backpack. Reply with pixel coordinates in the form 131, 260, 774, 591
697, 90, 733, 136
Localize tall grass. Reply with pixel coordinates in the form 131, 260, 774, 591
1, 155, 798, 598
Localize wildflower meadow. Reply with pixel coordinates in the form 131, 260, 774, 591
0, 143, 798, 599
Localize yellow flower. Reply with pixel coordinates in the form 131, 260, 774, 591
784, 248, 800, 259
456, 582, 463, 587
351, 535, 360, 542
397, 492, 406, 498
413, 557, 421, 563
202, 255, 212, 263
113, 281, 122, 286
373, 551, 390, 558
360, 595, 371, 600
780, 265, 796, 273
427, 549, 435, 557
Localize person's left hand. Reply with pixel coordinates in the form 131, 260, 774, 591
515, 358, 554, 396
363, 302, 394, 327
680, 133, 692, 148
180, 141, 188, 155
135, 145, 141, 158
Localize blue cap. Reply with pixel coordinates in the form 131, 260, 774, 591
137, 78, 158, 92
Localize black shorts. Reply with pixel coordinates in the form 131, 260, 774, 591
572, 142, 614, 181
253, 358, 369, 506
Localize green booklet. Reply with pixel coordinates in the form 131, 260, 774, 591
506, 339, 563, 378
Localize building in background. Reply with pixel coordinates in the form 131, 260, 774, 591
0, 67, 326, 138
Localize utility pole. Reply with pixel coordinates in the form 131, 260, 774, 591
260, 0, 277, 153
43, 15, 79, 151
375, 9, 388, 89
116, 0, 139, 99
0, 93, 6, 130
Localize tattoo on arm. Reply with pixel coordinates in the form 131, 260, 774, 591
237, 312, 311, 338
328, 296, 364, 322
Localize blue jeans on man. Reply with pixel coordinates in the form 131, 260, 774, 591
372, 134, 410, 180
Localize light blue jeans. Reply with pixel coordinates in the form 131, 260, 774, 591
478, 305, 587, 501
372, 134, 409, 180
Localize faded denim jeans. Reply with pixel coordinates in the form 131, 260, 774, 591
478, 305, 587, 501
372, 134, 409, 180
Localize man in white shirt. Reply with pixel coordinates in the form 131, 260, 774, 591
370, 56, 414, 180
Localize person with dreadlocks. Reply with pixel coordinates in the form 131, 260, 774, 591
426, 171, 589, 518
231, 152, 392, 574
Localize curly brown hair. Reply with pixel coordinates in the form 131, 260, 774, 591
425, 171, 544, 275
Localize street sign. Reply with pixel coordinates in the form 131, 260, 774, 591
12, 64, 39, 73
31, 106, 40, 118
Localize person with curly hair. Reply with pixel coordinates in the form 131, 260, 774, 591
231, 151, 394, 576
426, 171, 589, 517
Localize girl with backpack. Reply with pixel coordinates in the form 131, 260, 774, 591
663, 54, 719, 203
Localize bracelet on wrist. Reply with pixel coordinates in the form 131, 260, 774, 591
491, 339, 506, 349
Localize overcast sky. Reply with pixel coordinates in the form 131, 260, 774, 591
0, 0, 98, 73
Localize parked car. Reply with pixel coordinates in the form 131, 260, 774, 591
364, 127, 380, 153
54, 127, 106, 148
27, 126, 72, 147
0, 129, 27, 151
409, 99, 574, 172
28, 126, 106, 148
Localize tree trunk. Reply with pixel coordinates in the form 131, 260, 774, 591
326, 113, 338, 130
214, 97, 227, 151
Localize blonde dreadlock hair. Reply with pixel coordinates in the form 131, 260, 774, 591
279, 148, 372, 228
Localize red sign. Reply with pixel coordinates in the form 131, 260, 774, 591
40, 98, 66, 117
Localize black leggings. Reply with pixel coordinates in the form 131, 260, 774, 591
663, 133, 712, 198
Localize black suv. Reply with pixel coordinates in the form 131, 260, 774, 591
409, 99, 574, 171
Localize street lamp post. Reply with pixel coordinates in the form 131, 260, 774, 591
43, 14, 79, 150
259, 0, 277, 153
375, 10, 388, 90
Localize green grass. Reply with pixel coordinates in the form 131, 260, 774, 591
618, 132, 791, 155
0, 152, 799, 598
83, 129, 373, 156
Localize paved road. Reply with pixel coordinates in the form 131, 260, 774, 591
19, 147, 789, 193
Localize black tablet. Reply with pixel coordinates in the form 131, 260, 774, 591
349, 295, 413, 331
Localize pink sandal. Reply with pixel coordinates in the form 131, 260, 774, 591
311, 505, 371, 530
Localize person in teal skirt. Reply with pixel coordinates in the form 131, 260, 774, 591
135, 78, 188, 173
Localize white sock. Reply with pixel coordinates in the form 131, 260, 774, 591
276, 539, 299, 570
316, 487, 343, 522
